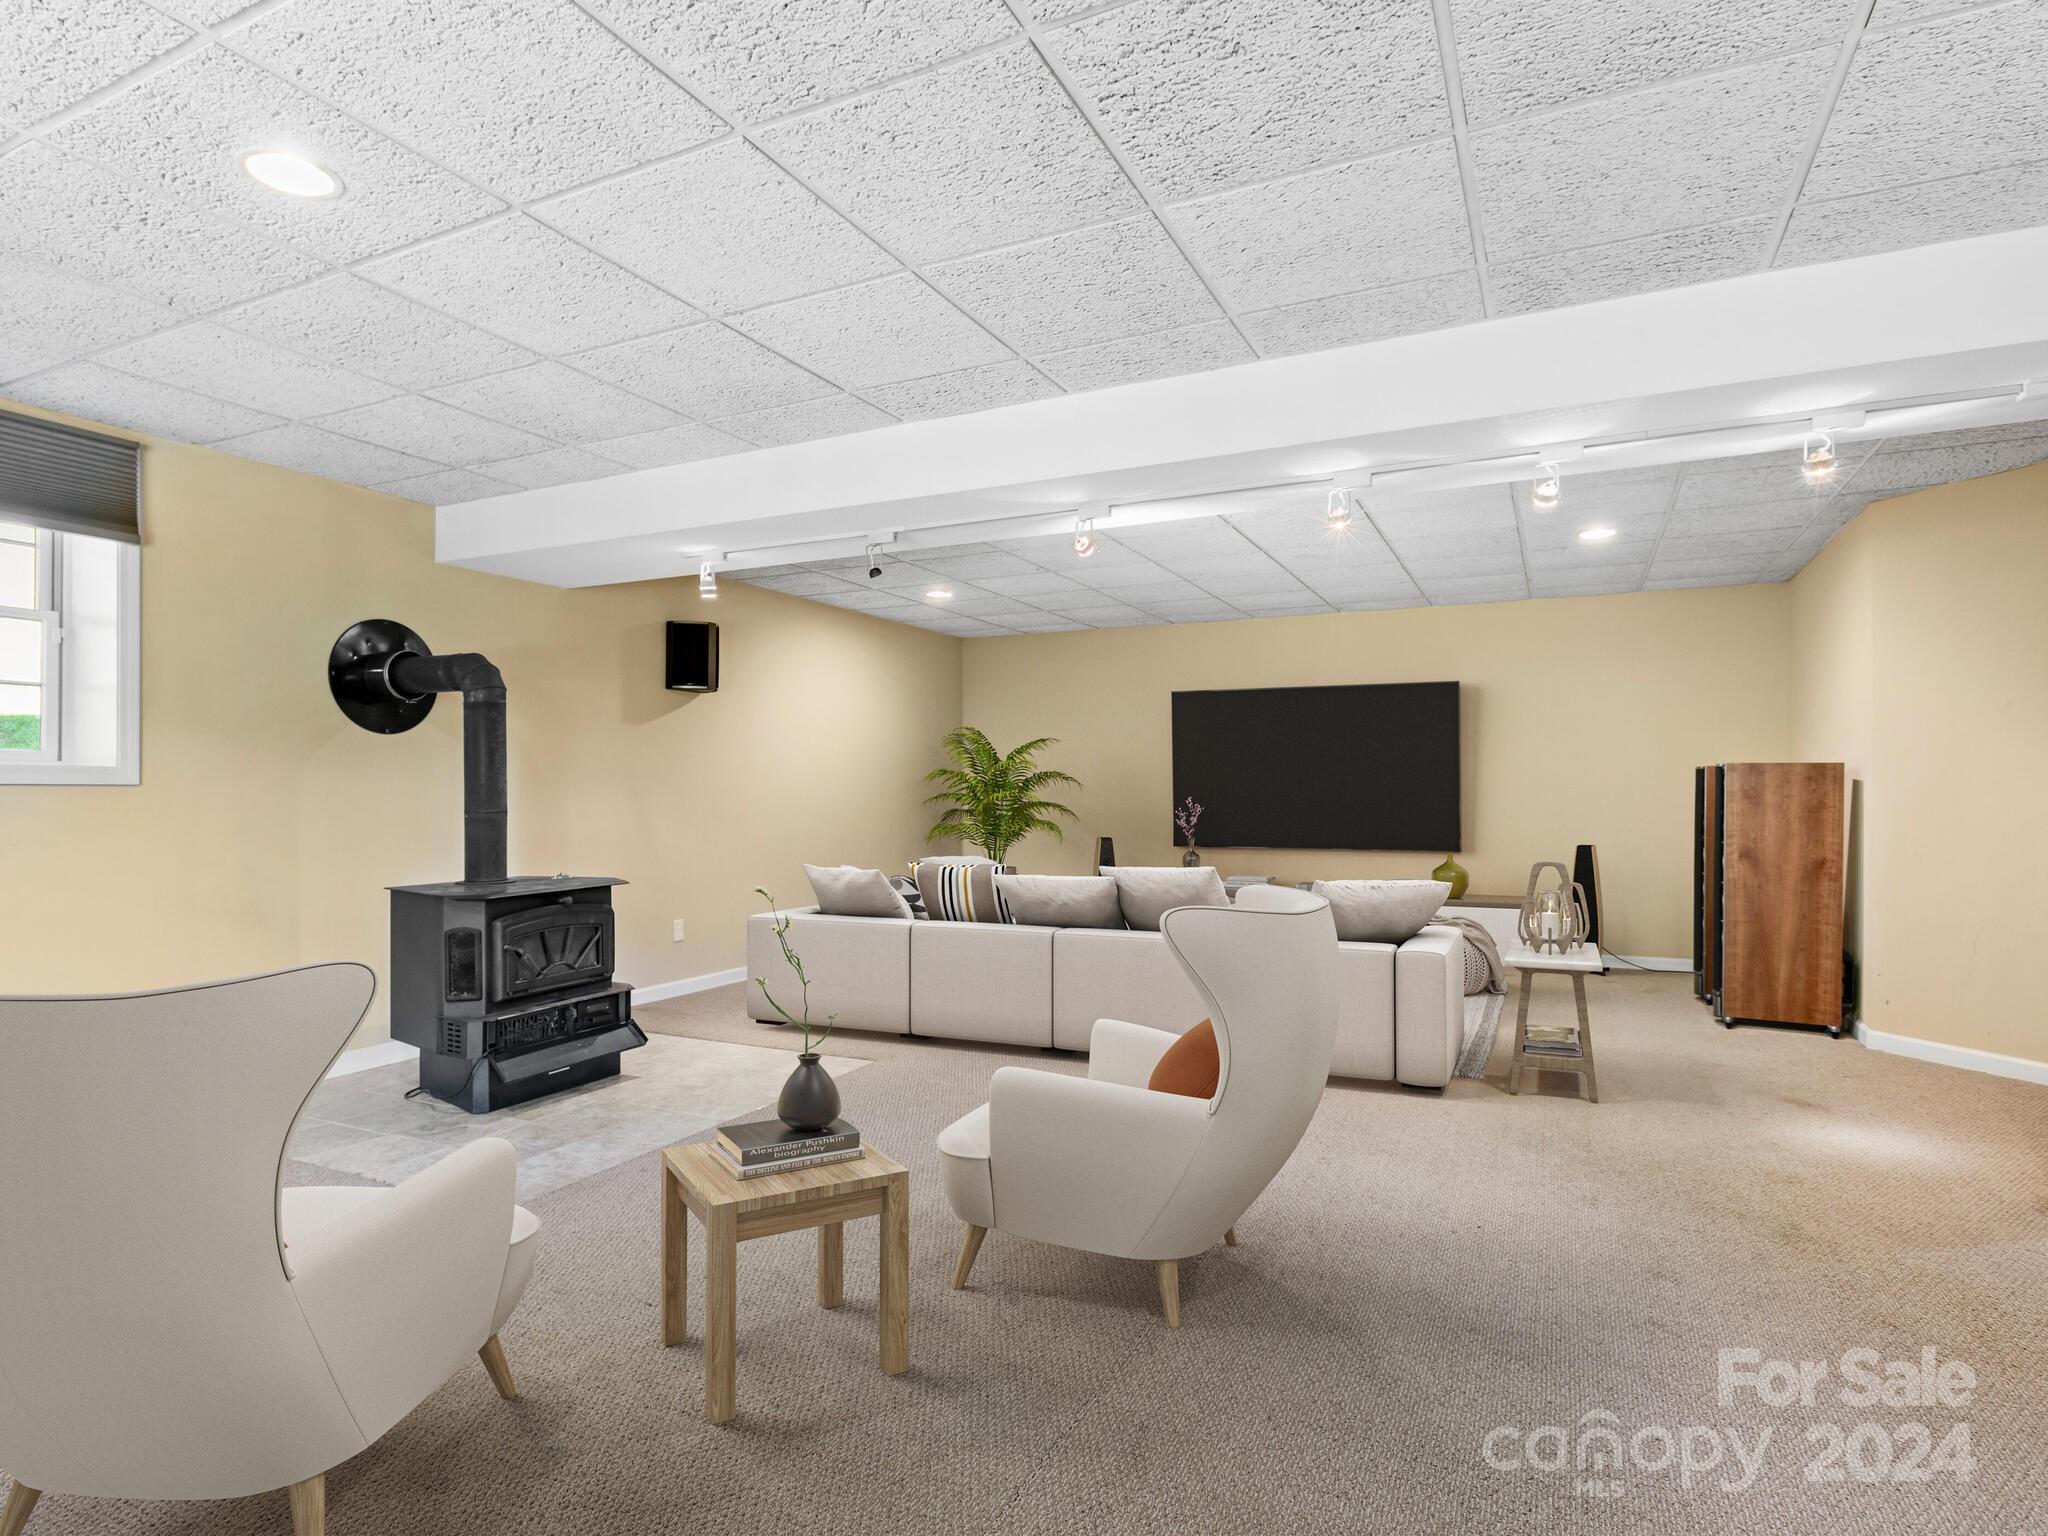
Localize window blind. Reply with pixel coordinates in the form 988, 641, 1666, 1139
0, 407, 141, 544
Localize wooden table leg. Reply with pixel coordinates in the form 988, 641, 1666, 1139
1508, 969, 1534, 1094
704, 1206, 737, 1424
1573, 972, 1599, 1103
817, 1221, 844, 1309
879, 1173, 909, 1377
661, 1162, 687, 1347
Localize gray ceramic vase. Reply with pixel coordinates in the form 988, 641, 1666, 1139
778, 1052, 841, 1132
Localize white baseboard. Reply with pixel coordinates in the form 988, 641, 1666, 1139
323, 966, 747, 1079
1853, 1020, 2048, 1087
632, 965, 748, 1005
1604, 954, 1692, 972
327, 1038, 420, 1078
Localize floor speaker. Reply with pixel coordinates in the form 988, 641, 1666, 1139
1573, 843, 1605, 965
1094, 835, 1116, 871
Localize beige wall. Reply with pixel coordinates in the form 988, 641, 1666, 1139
961, 586, 1796, 959
0, 406, 962, 1045
1792, 460, 2048, 1066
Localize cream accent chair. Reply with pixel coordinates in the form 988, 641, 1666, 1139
937, 885, 1338, 1327
0, 965, 540, 1536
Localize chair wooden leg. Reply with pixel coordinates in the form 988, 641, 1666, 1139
1156, 1260, 1181, 1329
1223, 1226, 1237, 1247
286, 1475, 324, 1536
951, 1223, 987, 1290
478, 1334, 519, 1401
1, 1483, 41, 1536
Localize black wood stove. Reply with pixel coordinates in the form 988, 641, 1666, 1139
329, 619, 645, 1112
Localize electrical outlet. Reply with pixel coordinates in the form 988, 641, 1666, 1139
671, 918, 686, 943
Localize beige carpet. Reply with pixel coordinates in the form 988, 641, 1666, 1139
10, 975, 2046, 1534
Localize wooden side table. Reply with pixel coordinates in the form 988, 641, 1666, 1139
1504, 942, 1603, 1103
660, 1142, 909, 1424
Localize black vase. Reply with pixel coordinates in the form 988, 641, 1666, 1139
778, 1052, 841, 1132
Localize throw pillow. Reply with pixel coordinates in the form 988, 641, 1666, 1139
913, 859, 1015, 923
1104, 866, 1228, 931
1311, 879, 1452, 944
804, 864, 914, 919
889, 874, 928, 920
1147, 1019, 1219, 1098
994, 873, 1123, 929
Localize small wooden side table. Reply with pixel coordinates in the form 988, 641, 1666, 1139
1504, 942, 1603, 1103
660, 1141, 909, 1424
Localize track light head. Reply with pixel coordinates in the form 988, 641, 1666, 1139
698, 561, 717, 598
865, 543, 884, 580
1531, 462, 1562, 511
1325, 487, 1354, 532
1074, 516, 1096, 558
1801, 431, 1837, 484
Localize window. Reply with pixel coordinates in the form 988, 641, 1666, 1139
0, 520, 140, 785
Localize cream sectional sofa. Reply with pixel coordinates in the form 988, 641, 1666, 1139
744, 906, 1468, 1088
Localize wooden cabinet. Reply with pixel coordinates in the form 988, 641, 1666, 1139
1694, 762, 1846, 1035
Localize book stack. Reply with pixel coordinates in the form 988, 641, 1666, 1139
1521, 1025, 1583, 1058
715, 1117, 863, 1180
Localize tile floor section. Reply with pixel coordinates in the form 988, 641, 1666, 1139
290, 1033, 870, 1200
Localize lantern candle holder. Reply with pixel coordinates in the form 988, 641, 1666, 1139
1519, 860, 1590, 955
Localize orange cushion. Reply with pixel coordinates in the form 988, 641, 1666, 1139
1147, 1019, 1219, 1098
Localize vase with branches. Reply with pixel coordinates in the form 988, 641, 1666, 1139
1175, 796, 1204, 867
753, 887, 841, 1130
923, 726, 1082, 865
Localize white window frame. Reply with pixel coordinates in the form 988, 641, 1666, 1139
0, 528, 141, 787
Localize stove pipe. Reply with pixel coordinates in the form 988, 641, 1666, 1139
327, 620, 508, 884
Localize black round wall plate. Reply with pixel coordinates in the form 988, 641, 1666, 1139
328, 618, 436, 735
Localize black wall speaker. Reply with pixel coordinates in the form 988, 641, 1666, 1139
665, 621, 719, 692
1573, 843, 1603, 947
1094, 835, 1116, 871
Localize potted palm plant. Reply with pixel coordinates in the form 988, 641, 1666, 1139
923, 726, 1082, 865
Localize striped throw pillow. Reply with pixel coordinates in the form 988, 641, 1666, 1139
912, 859, 1015, 923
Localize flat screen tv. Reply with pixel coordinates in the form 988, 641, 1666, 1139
1171, 682, 1460, 852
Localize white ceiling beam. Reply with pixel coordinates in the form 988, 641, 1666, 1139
437, 224, 2048, 587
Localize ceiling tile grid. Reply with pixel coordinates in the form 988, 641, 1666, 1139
3, 0, 2048, 514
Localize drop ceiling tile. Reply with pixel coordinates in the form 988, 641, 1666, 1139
1890, 419, 2048, 448
314, 395, 550, 464
373, 468, 520, 504
573, 323, 832, 417
712, 394, 896, 447
236, 0, 723, 202
1657, 529, 1800, 560
758, 42, 1140, 263
1451, 0, 1857, 127
1230, 595, 1335, 615
929, 594, 1049, 623
0, 255, 186, 381
1109, 578, 1213, 605
1415, 571, 1529, 596
733, 274, 1010, 389
1023, 0, 1106, 20
4, 359, 281, 442
1491, 218, 1774, 315
747, 570, 865, 596
1806, 3, 2048, 199
804, 589, 934, 618
473, 445, 631, 490
1471, 48, 1835, 261
1524, 540, 1658, 570
999, 616, 1091, 632
1398, 552, 1525, 579
585, 0, 1018, 120
1867, 0, 1975, 23
1671, 465, 1845, 513
1381, 527, 1523, 562
1064, 559, 1183, 591
533, 139, 899, 315
928, 216, 1220, 354
215, 421, 441, 485
50, 47, 503, 263
217, 274, 536, 391
1033, 320, 1251, 392
1145, 551, 1295, 585
431, 361, 681, 442
1850, 435, 2048, 493
1662, 503, 1815, 538
1187, 570, 1311, 598
1056, 602, 1151, 626
362, 216, 700, 355
860, 560, 951, 590
1528, 572, 1648, 597
1648, 554, 1770, 580
1141, 599, 1245, 621
1778, 160, 2048, 267
865, 359, 1063, 419
0, 142, 321, 311
1011, 530, 1153, 568
1515, 469, 1679, 517
1242, 271, 1484, 356
582, 421, 750, 469
1362, 484, 1517, 535
1645, 572, 1755, 590
1169, 141, 1475, 310
1110, 516, 1259, 553
964, 569, 1087, 598
917, 549, 1046, 579
97, 321, 392, 416
1051, 0, 1447, 200
2, 0, 190, 123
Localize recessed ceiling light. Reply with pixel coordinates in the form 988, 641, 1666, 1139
925, 587, 953, 601
242, 149, 340, 199
1578, 526, 1617, 543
